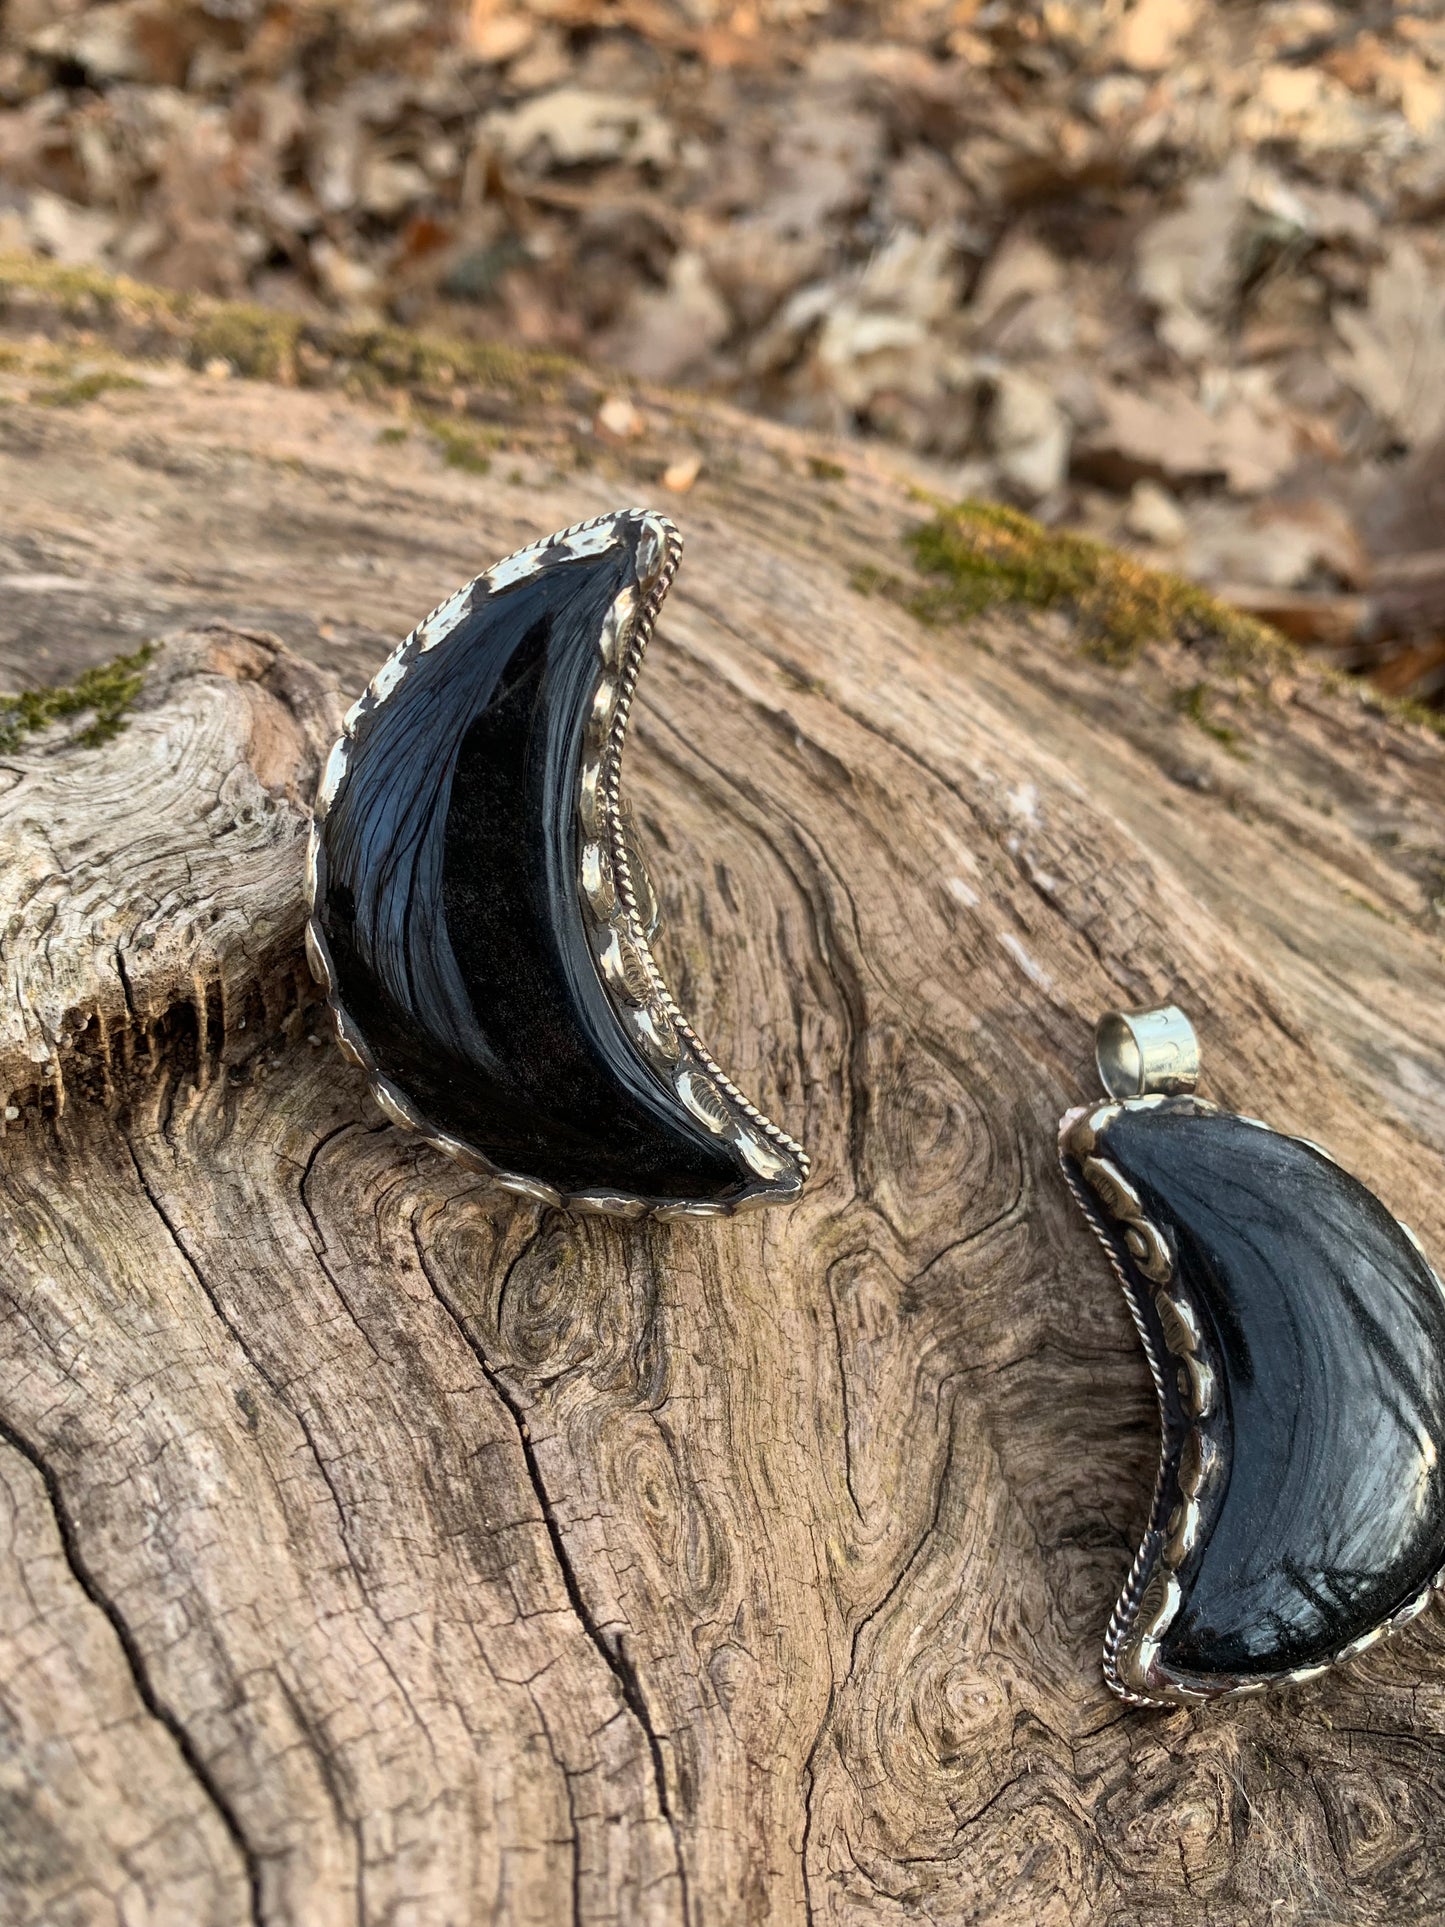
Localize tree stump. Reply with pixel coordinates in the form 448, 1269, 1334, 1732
1, 263, 1443, 1927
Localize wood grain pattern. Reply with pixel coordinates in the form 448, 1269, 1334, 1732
0, 294, 1443, 1926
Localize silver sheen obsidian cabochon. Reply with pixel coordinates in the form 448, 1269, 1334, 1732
305, 509, 808, 1217
1061, 1009, 1445, 1706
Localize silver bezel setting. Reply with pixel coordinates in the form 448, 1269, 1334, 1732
1060, 1093, 1445, 1707
576, 511, 808, 1217
305, 509, 808, 1218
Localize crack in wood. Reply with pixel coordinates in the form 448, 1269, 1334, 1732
0, 1410, 267, 1927
408, 1218, 692, 1927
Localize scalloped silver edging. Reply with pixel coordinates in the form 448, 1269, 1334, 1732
576, 510, 809, 1206
305, 508, 807, 1220
1060, 1093, 1445, 1708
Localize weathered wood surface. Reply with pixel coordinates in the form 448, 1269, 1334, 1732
0, 282, 1443, 1927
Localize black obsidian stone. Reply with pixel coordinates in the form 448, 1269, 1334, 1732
1090, 1103, 1445, 1689
313, 515, 789, 1207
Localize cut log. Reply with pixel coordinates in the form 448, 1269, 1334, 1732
1, 261, 1444, 1926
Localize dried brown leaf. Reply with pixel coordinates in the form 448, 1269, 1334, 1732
1330, 239, 1445, 448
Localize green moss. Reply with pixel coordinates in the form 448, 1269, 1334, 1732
32, 369, 144, 407
900, 500, 1445, 738
0, 642, 156, 754
1323, 665, 1445, 742
0, 252, 131, 318
1390, 694, 1445, 741
189, 301, 303, 382
425, 416, 492, 474
808, 456, 847, 482
905, 499, 1290, 671
0, 250, 577, 402
1172, 680, 1242, 747
776, 658, 828, 697
376, 423, 409, 445
327, 319, 570, 400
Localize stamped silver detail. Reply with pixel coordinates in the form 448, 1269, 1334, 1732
1081, 1156, 1142, 1220
1391, 1588, 1431, 1626
371, 654, 408, 702
1338, 1625, 1385, 1659
317, 738, 349, 811
1177, 1354, 1214, 1419
595, 928, 651, 1006
1081, 1153, 1172, 1288
560, 522, 624, 561
483, 551, 547, 596
333, 1009, 368, 1068
625, 1000, 682, 1067
303, 822, 321, 903
676, 1067, 733, 1135
738, 1131, 790, 1180
598, 590, 635, 669
589, 676, 620, 738
618, 806, 661, 940
1164, 1496, 1201, 1566
634, 514, 668, 582
371, 1077, 420, 1131
304, 921, 332, 993
571, 1192, 649, 1219
1176, 1429, 1217, 1500
580, 842, 616, 919
1125, 1219, 1173, 1284
1119, 1569, 1184, 1697
493, 1171, 564, 1209
578, 760, 604, 837
1155, 1290, 1201, 1356
416, 582, 475, 649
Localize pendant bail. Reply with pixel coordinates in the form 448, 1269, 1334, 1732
1096, 1005, 1200, 1101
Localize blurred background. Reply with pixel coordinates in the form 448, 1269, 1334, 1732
1, 0, 1443, 708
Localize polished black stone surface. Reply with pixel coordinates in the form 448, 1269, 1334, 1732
1098, 1104, 1445, 1683
315, 516, 781, 1204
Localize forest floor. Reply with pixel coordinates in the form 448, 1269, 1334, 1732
1, 0, 1443, 705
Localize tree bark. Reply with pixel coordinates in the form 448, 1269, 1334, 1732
1, 268, 1444, 1927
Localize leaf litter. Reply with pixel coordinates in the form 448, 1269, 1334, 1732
2, 0, 1444, 705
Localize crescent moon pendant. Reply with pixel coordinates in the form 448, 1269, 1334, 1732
305, 509, 808, 1218
1062, 1088, 1445, 1704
